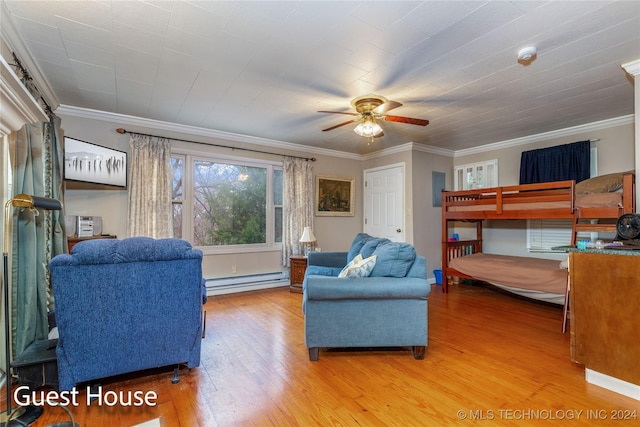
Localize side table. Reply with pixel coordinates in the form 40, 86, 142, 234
289, 255, 308, 293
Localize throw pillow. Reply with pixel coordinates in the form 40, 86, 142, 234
347, 233, 374, 262
370, 241, 416, 278
339, 254, 362, 275
338, 254, 377, 278
359, 237, 390, 258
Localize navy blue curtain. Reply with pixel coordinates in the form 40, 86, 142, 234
519, 140, 591, 184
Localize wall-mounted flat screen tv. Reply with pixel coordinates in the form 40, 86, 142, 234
64, 136, 127, 189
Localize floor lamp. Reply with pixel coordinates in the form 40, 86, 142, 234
2, 194, 62, 427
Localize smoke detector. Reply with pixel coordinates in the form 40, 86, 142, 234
518, 46, 537, 63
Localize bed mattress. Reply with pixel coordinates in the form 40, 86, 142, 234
487, 283, 565, 305
449, 253, 567, 295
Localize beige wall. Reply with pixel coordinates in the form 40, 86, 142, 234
409, 149, 453, 273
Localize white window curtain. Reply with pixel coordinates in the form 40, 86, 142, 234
282, 157, 313, 266
127, 134, 172, 238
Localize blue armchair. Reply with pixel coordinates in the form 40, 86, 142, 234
302, 233, 429, 361
49, 237, 205, 391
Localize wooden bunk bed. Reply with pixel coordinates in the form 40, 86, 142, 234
441, 172, 636, 300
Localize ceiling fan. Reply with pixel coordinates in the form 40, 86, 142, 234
318, 95, 429, 138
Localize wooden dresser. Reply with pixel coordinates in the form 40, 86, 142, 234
568, 249, 640, 391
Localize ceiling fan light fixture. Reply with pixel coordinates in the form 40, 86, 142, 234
354, 116, 383, 138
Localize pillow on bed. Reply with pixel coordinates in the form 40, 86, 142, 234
559, 257, 569, 270
575, 171, 632, 194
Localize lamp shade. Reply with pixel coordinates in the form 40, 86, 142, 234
10, 194, 62, 210
4, 194, 62, 254
299, 226, 316, 243
353, 116, 383, 138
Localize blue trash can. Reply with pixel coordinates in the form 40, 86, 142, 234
434, 269, 443, 285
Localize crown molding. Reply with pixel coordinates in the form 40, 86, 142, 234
412, 143, 456, 158
453, 115, 635, 157
0, 1, 59, 110
362, 142, 413, 160
55, 104, 362, 161
0, 55, 47, 137
622, 59, 640, 77
363, 142, 455, 160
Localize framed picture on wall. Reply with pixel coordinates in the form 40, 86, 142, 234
64, 136, 127, 189
315, 175, 355, 216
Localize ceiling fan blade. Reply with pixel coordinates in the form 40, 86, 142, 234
383, 115, 429, 126
317, 110, 359, 116
373, 100, 402, 114
322, 119, 358, 132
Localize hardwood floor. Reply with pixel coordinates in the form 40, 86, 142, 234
11, 283, 640, 426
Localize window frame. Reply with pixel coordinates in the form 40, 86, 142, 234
171, 149, 283, 255
454, 159, 498, 190
170, 154, 185, 240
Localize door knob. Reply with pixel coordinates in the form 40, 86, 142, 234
396, 228, 402, 233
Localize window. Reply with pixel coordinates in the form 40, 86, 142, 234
171, 152, 282, 252
171, 155, 184, 239
454, 159, 498, 190
273, 168, 283, 243
527, 219, 573, 252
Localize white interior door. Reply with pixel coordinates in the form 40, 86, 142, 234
363, 164, 404, 242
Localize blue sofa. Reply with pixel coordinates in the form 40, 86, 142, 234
49, 237, 205, 391
302, 233, 429, 361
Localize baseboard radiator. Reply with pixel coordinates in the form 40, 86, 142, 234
205, 271, 289, 296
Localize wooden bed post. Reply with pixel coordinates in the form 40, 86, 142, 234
441, 191, 449, 293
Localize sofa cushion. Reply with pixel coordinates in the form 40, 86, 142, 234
347, 233, 375, 262
305, 265, 343, 277
307, 251, 348, 268
305, 276, 429, 301
370, 241, 416, 278
338, 254, 377, 278
65, 237, 200, 264
359, 238, 390, 258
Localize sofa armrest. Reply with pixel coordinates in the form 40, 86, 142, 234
307, 251, 348, 268
305, 276, 430, 301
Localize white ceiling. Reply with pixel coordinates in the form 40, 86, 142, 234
3, 0, 639, 155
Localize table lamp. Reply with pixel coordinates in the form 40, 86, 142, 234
299, 226, 316, 255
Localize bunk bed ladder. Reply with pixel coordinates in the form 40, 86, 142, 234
571, 217, 618, 246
